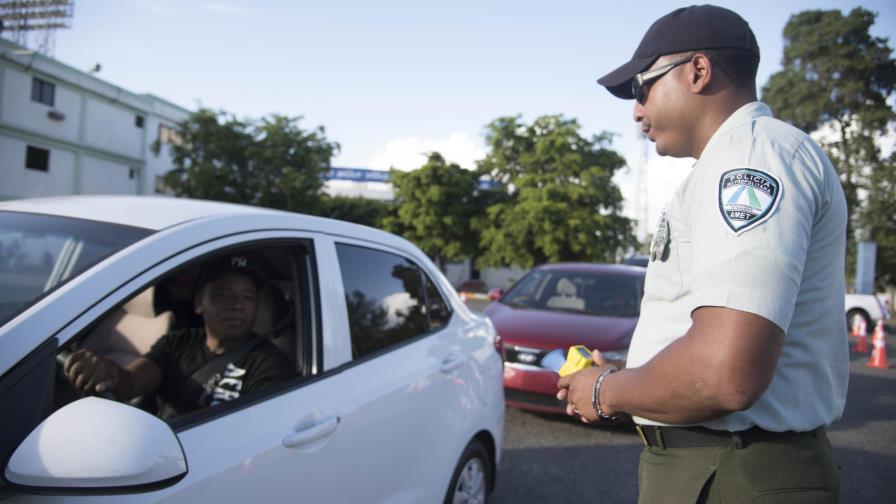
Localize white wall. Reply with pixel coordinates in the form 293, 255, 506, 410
1, 68, 80, 142
482, 266, 529, 290
83, 97, 144, 158
443, 259, 530, 290
80, 155, 138, 195
0, 136, 75, 197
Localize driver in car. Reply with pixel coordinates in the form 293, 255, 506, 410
63, 255, 292, 421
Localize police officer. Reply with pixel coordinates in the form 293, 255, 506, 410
557, 5, 847, 502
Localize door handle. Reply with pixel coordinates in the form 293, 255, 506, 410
440, 355, 464, 373
282, 416, 340, 448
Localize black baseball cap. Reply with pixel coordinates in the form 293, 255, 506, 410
597, 5, 759, 99
200, 254, 267, 290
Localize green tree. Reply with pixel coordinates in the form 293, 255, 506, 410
163, 109, 339, 214
477, 115, 635, 268
382, 152, 480, 271
860, 155, 896, 288
319, 195, 393, 228
761, 8, 896, 283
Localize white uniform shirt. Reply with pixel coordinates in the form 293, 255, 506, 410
626, 102, 849, 432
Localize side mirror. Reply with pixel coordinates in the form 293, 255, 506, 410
488, 288, 504, 301
4, 396, 186, 493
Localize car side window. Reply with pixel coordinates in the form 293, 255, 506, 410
336, 244, 445, 358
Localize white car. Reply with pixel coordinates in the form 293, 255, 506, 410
845, 292, 890, 328
0, 196, 504, 503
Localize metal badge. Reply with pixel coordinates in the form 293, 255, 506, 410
649, 208, 669, 262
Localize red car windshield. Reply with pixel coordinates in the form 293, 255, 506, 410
501, 269, 644, 317
0, 211, 152, 326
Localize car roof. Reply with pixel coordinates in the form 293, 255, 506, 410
0, 195, 280, 231
0, 195, 418, 252
534, 262, 646, 276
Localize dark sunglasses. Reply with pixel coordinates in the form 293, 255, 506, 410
632, 57, 693, 104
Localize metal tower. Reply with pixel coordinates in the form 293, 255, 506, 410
633, 125, 650, 241
0, 0, 74, 56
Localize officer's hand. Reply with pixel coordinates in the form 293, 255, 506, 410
556, 350, 621, 423
64, 347, 120, 396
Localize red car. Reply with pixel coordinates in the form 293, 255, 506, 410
484, 263, 645, 414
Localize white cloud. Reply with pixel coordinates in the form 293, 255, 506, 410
206, 1, 246, 15
380, 292, 419, 327
368, 132, 486, 171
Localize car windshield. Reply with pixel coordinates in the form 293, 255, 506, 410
500, 269, 643, 317
0, 211, 152, 326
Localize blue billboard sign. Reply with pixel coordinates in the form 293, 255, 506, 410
326, 168, 391, 182
324, 167, 501, 190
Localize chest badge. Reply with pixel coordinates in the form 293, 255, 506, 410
649, 208, 669, 262
719, 168, 782, 235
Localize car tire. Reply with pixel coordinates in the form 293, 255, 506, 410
444, 438, 492, 504
847, 309, 871, 332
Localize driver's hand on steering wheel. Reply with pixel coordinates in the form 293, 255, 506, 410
63, 345, 120, 396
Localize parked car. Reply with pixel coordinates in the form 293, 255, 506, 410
845, 292, 890, 329
622, 254, 649, 268
484, 263, 645, 414
0, 196, 504, 503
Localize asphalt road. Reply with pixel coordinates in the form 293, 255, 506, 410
489, 327, 896, 504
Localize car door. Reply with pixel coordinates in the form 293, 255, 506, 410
147, 236, 470, 503
2, 231, 470, 503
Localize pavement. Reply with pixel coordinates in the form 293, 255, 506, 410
490, 325, 896, 503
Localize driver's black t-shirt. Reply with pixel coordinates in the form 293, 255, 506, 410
145, 328, 292, 421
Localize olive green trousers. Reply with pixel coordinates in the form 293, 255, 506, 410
637, 428, 839, 504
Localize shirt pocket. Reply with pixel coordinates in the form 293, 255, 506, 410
643, 236, 690, 302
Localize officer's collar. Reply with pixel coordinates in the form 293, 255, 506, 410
699, 101, 772, 160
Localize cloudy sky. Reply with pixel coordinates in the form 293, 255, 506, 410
49, 0, 896, 236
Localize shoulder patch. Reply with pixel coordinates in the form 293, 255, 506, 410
718, 168, 781, 235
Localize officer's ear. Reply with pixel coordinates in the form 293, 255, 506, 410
688, 53, 713, 94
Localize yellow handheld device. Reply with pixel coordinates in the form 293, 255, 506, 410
557, 345, 594, 377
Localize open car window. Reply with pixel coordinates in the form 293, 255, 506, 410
53, 241, 316, 428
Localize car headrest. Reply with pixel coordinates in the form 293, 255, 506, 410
556, 278, 577, 296
252, 285, 290, 336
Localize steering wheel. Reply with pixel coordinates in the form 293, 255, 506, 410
56, 349, 116, 401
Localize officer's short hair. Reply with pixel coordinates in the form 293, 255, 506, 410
667, 48, 759, 91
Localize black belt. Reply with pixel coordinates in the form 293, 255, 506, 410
635, 424, 820, 449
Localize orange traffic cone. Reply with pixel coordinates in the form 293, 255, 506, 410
854, 319, 869, 354
866, 320, 889, 369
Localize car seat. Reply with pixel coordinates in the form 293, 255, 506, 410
546, 278, 585, 311
252, 282, 298, 374
81, 285, 174, 368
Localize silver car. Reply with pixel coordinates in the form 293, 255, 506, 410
0, 195, 504, 503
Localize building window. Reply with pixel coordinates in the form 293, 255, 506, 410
158, 124, 182, 146
31, 77, 55, 107
135, 115, 145, 128
25, 146, 50, 172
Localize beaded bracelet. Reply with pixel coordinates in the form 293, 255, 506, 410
592, 366, 618, 421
